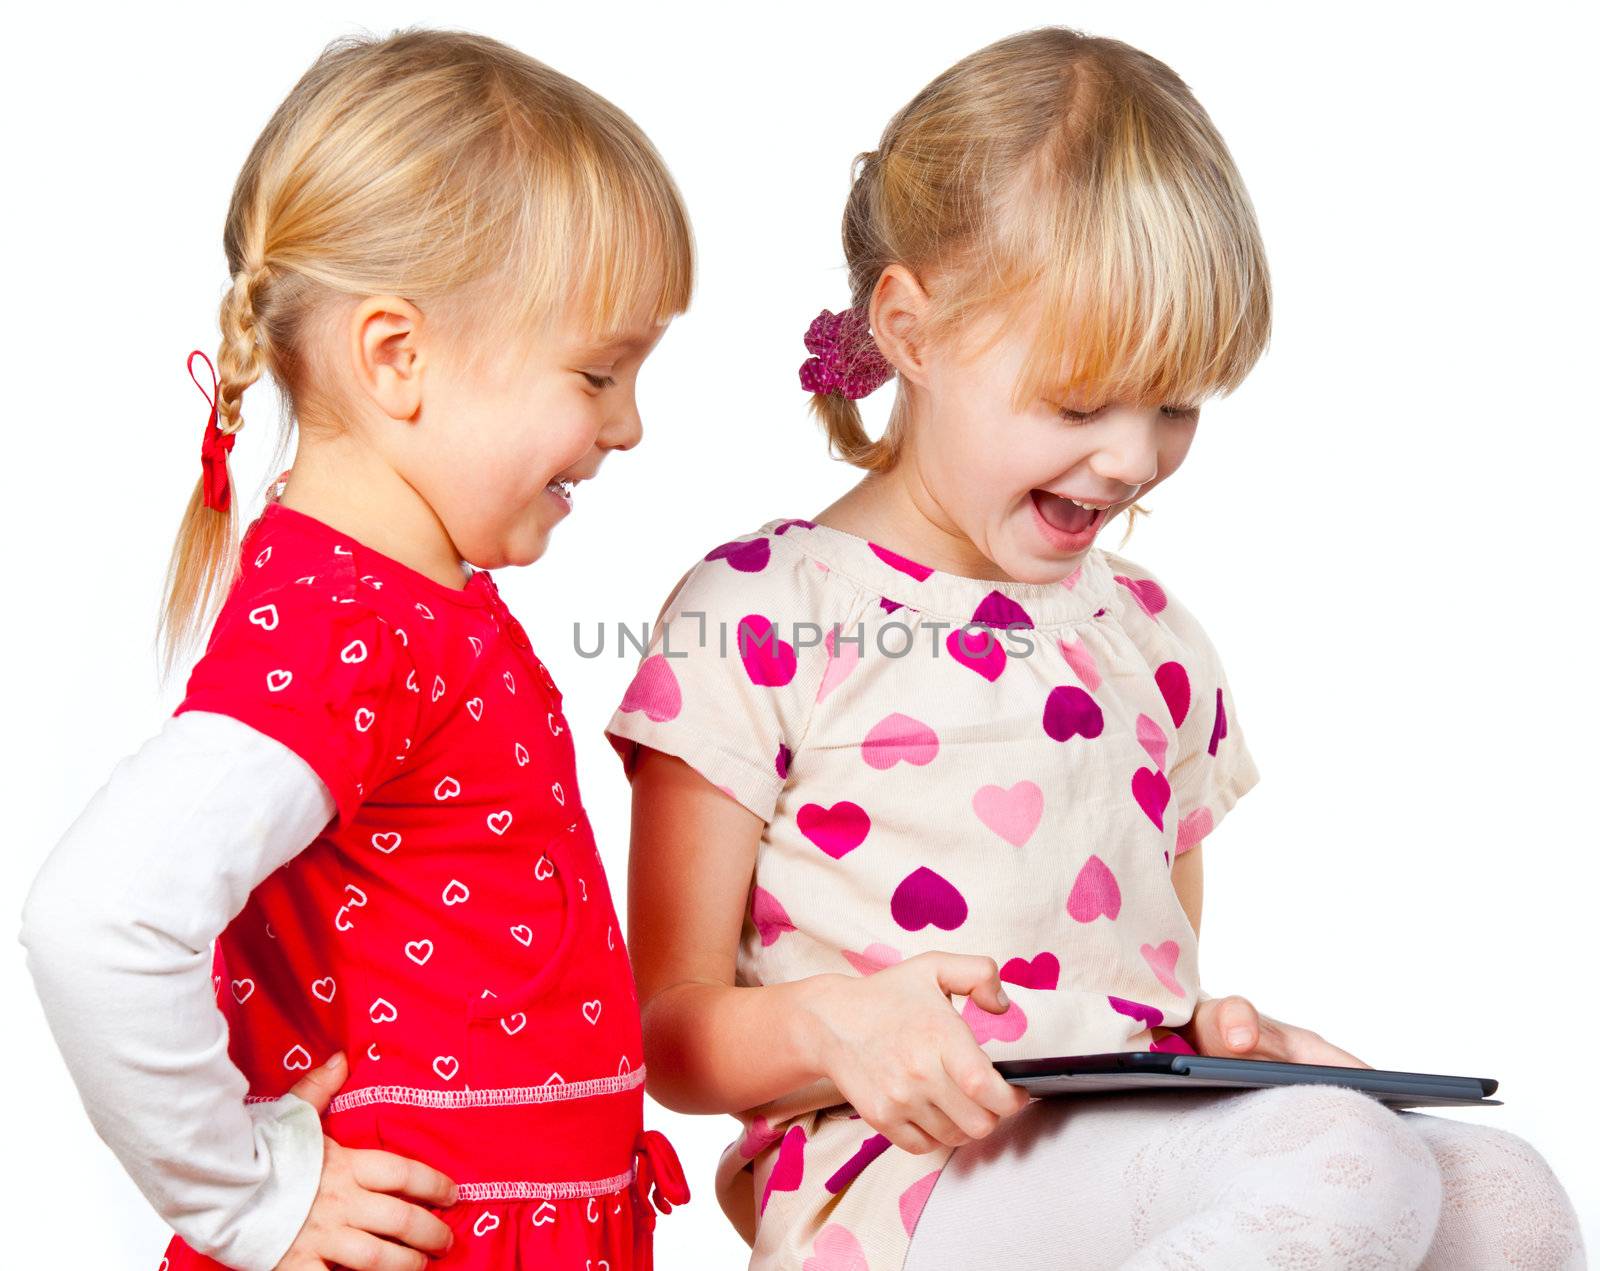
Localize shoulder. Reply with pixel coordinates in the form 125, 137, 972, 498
1096, 547, 1224, 668
185, 528, 423, 722
651, 518, 855, 627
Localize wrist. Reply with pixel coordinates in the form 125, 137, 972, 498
786, 973, 846, 1079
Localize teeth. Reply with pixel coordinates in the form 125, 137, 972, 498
1069, 497, 1106, 511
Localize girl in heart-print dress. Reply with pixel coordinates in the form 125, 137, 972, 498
20, 28, 693, 1271
158, 499, 688, 1269
606, 518, 1254, 1269
602, 25, 1585, 1271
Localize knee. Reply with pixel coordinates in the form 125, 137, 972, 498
1240, 1085, 1445, 1258
1407, 1118, 1586, 1269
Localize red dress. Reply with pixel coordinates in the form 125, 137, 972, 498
159, 500, 686, 1270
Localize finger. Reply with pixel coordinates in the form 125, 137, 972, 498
931, 954, 1009, 1014
286, 1051, 349, 1115
1205, 995, 1264, 1056
349, 1148, 459, 1208
929, 1063, 1002, 1141
866, 1115, 939, 1156
321, 1227, 428, 1271
1275, 1022, 1372, 1070
350, 1191, 455, 1256
909, 1096, 973, 1149
945, 1045, 1030, 1121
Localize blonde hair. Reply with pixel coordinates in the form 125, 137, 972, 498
812, 27, 1271, 549
159, 27, 694, 676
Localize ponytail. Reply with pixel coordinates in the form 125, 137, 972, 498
156, 262, 268, 681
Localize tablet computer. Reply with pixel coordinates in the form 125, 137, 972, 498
994, 1051, 1501, 1108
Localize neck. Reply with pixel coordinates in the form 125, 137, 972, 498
276, 432, 471, 591
813, 458, 1010, 582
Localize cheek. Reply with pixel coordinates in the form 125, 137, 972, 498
1157, 422, 1199, 477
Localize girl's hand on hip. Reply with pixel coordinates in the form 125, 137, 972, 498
272, 1051, 459, 1270
800, 953, 1032, 1155
1184, 994, 1373, 1069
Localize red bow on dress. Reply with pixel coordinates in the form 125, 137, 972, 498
628, 1129, 691, 1271
188, 349, 235, 512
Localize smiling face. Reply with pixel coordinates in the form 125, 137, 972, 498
860, 272, 1204, 584
385, 301, 670, 570
914, 306, 1200, 582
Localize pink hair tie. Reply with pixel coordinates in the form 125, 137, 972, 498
798, 306, 893, 400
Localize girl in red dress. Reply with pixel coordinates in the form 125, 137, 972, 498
20, 27, 691, 1271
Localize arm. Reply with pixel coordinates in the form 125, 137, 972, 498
626, 747, 1030, 1155
1172, 842, 1204, 939
626, 746, 834, 1116
19, 712, 334, 1270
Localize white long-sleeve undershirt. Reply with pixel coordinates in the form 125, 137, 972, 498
19, 710, 336, 1270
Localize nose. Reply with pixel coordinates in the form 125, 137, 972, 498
1092, 410, 1161, 491
601, 392, 644, 453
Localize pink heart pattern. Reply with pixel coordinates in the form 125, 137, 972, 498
1057, 635, 1102, 691
816, 626, 861, 703
1131, 766, 1171, 830
1140, 940, 1184, 995
861, 713, 940, 770
1108, 995, 1163, 1029
761, 1125, 807, 1214
1136, 713, 1168, 771
752, 886, 797, 946
619, 653, 682, 723
798, 801, 872, 859
890, 866, 968, 931
1155, 660, 1191, 728
946, 626, 1007, 681
738, 614, 798, 687
869, 543, 934, 581
972, 780, 1043, 846
1176, 806, 1214, 854
841, 942, 903, 975
1043, 684, 1104, 743
900, 1171, 941, 1236
962, 995, 1029, 1045
1115, 573, 1168, 616
803, 1224, 868, 1271
705, 537, 771, 573
1000, 951, 1060, 990
1067, 854, 1121, 922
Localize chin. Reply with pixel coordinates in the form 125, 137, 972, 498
1005, 554, 1085, 585
990, 533, 1086, 585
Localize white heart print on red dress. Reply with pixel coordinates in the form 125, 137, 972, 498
164, 502, 679, 1271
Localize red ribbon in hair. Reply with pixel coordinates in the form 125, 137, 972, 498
188, 349, 234, 512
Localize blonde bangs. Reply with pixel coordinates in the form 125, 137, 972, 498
421, 77, 694, 358
997, 83, 1272, 414
815, 28, 1271, 472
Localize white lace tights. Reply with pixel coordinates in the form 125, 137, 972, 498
901, 1085, 1585, 1269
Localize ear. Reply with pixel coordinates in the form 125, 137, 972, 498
348, 295, 427, 422
867, 264, 932, 386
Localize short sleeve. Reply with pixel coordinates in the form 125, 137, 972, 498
604, 537, 838, 823
1157, 591, 1261, 855
176, 583, 422, 827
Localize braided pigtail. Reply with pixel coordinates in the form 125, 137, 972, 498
157, 250, 270, 679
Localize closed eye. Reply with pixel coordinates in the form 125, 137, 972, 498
581, 372, 616, 390
1057, 403, 1199, 423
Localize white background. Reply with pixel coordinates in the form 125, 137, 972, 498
5, 2, 1595, 1266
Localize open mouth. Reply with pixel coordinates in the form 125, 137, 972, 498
1030, 489, 1109, 535
546, 478, 574, 507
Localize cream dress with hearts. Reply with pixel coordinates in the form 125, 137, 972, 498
606, 516, 1260, 1271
